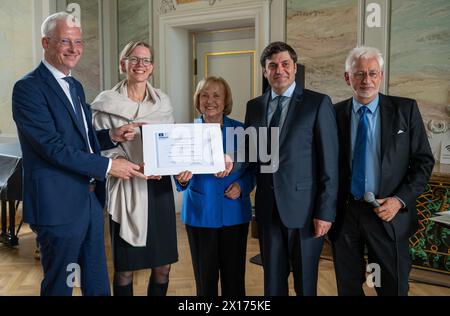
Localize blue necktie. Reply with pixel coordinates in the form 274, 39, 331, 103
63, 76, 84, 123
267, 96, 285, 154
63, 76, 89, 146
351, 106, 369, 199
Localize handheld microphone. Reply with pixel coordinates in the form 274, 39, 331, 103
364, 192, 380, 207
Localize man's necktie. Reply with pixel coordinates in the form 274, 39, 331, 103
63, 76, 84, 124
267, 96, 285, 154
63, 76, 89, 145
351, 106, 370, 199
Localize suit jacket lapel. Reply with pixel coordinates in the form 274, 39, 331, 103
279, 85, 304, 147
74, 79, 97, 150
38, 63, 89, 147
256, 91, 271, 128
379, 93, 394, 169
81, 100, 100, 153
339, 98, 353, 172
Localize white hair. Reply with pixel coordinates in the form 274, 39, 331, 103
345, 46, 384, 72
41, 12, 82, 37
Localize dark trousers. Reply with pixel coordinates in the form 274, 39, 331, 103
186, 223, 249, 296
332, 199, 411, 296
257, 203, 324, 296
31, 192, 110, 296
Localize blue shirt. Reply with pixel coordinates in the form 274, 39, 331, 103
351, 95, 381, 196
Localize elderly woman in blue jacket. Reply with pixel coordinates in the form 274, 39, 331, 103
176, 76, 255, 296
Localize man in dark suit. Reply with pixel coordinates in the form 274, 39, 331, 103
245, 42, 339, 296
329, 46, 434, 296
12, 12, 146, 296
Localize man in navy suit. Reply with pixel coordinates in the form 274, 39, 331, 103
12, 12, 146, 296
245, 42, 339, 295
329, 46, 434, 295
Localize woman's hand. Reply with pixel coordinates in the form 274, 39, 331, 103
225, 182, 241, 200
138, 162, 161, 180
215, 154, 233, 178
176, 171, 193, 186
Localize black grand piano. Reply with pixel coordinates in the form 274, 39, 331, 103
0, 143, 23, 246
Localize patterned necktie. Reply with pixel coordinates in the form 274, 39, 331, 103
351, 106, 370, 199
63, 76, 89, 146
63, 76, 84, 123
267, 96, 285, 154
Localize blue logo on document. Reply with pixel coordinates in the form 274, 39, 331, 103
158, 132, 169, 139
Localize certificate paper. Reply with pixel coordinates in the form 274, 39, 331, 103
142, 123, 225, 176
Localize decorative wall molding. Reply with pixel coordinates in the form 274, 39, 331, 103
157, 0, 270, 92
206, 0, 221, 5
160, 0, 176, 15
176, 0, 222, 6
424, 105, 450, 142
159, 0, 266, 15
428, 119, 449, 135
425, 118, 450, 162
154, 0, 270, 123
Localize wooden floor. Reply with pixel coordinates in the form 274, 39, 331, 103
1, 214, 449, 296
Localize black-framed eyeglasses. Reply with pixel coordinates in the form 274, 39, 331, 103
48, 37, 84, 47
125, 56, 153, 66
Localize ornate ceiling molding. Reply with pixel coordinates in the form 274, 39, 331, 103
159, 0, 224, 15
159, 0, 176, 15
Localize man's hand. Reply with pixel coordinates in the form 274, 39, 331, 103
108, 157, 147, 180
374, 197, 402, 222
215, 154, 233, 178
313, 218, 332, 238
225, 182, 241, 200
110, 122, 145, 142
176, 171, 193, 186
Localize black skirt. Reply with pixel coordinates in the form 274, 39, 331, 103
110, 176, 178, 272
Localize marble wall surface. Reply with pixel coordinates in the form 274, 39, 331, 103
70, 0, 100, 103
118, 0, 151, 81
68, 0, 152, 100
287, 0, 358, 102
390, 0, 450, 112
389, 0, 450, 160
0, 0, 34, 135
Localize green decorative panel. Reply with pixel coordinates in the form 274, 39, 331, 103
410, 181, 450, 274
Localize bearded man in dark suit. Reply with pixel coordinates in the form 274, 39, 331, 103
329, 46, 434, 296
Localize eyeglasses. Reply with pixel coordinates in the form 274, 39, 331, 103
125, 56, 153, 66
49, 38, 84, 47
352, 71, 380, 80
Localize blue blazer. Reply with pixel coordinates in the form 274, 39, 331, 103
177, 116, 255, 228
12, 62, 114, 226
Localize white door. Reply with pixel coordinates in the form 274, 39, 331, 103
193, 28, 256, 123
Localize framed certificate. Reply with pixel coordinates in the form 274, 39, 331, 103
142, 123, 225, 176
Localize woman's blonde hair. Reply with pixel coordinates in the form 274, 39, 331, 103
194, 76, 233, 115
119, 41, 153, 74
